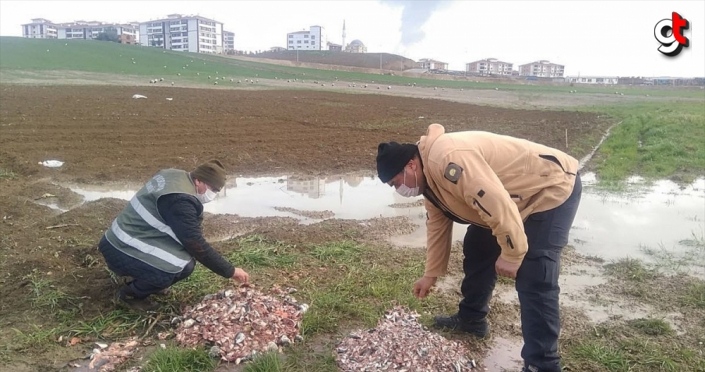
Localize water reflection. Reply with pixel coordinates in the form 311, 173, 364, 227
68, 173, 705, 268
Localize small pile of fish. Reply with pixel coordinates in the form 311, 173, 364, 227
335, 306, 477, 371
87, 337, 139, 371
174, 285, 306, 363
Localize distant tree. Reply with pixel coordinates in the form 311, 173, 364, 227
96, 31, 120, 43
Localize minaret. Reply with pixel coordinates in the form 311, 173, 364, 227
342, 20, 346, 52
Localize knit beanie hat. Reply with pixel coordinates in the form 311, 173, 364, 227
376, 142, 418, 183
192, 159, 226, 190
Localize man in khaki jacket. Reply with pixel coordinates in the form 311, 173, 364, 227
376, 124, 582, 372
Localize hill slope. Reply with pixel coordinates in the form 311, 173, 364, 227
250, 50, 417, 71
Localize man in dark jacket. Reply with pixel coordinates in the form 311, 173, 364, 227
98, 159, 249, 311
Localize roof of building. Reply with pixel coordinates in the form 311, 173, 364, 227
141, 14, 221, 24
419, 58, 447, 64
349, 39, 365, 46
469, 58, 512, 64
288, 30, 310, 35
520, 60, 564, 66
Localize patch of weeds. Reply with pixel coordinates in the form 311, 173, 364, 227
0, 169, 16, 179
604, 258, 658, 282
172, 265, 229, 302
65, 309, 151, 338
627, 318, 674, 336
228, 235, 298, 268
680, 282, 705, 308
282, 342, 338, 372
568, 340, 630, 371
299, 251, 445, 336
244, 351, 282, 372
310, 240, 363, 261
10, 324, 61, 352
26, 272, 80, 311
142, 346, 215, 372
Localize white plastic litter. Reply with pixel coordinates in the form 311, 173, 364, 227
132, 94, 147, 99
166, 98, 173, 101
39, 160, 64, 168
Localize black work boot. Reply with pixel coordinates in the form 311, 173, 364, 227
432, 313, 489, 337
114, 286, 159, 312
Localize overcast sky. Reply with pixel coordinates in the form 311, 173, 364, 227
1, 0, 703, 77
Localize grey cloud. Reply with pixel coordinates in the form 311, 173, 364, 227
381, 0, 451, 46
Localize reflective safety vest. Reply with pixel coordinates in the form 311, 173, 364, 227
104, 169, 198, 273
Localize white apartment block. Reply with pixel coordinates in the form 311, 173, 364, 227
223, 31, 235, 52
287, 26, 328, 51
22, 18, 137, 43
139, 14, 223, 54
21, 18, 58, 39
466, 58, 513, 76
566, 76, 619, 85
418, 58, 448, 70
519, 60, 565, 77
57, 22, 138, 44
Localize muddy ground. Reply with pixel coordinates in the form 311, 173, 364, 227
0, 84, 646, 371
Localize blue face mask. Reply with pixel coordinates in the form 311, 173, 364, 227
396, 169, 420, 198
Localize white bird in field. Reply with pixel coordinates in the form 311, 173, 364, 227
39, 160, 64, 168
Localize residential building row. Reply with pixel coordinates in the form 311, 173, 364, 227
463, 58, 565, 78
22, 14, 234, 54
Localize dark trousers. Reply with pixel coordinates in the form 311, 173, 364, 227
458, 174, 582, 372
98, 236, 195, 299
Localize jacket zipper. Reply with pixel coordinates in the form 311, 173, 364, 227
506, 235, 515, 249
473, 200, 492, 217
424, 189, 487, 227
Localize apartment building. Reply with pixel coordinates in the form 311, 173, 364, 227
22, 18, 137, 44
223, 30, 235, 53
21, 18, 58, 39
518, 60, 565, 77
565, 76, 618, 85
287, 26, 328, 51
418, 58, 448, 70
139, 14, 223, 54
466, 58, 513, 76
58, 21, 138, 44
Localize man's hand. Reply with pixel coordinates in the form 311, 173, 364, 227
232, 268, 250, 284
413, 276, 437, 299
495, 256, 521, 279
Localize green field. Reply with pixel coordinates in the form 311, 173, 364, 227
1, 36, 703, 98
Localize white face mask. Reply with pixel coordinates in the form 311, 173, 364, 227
196, 188, 218, 204
396, 168, 421, 198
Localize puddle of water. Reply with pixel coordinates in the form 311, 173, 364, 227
482, 337, 523, 371
68, 173, 704, 270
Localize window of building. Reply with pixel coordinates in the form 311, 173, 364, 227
311, 35, 315, 39
297, 40, 301, 43
304, 40, 308, 43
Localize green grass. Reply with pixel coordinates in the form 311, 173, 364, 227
565, 324, 703, 372
583, 102, 705, 184
142, 346, 216, 372
681, 283, 705, 308
244, 352, 283, 372
0, 169, 16, 179
2, 37, 703, 97
603, 258, 659, 282
627, 318, 674, 336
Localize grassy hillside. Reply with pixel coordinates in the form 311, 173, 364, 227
250, 50, 418, 71
1, 37, 702, 98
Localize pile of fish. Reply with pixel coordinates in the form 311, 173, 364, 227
335, 306, 477, 371
174, 285, 306, 363
86, 337, 140, 371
